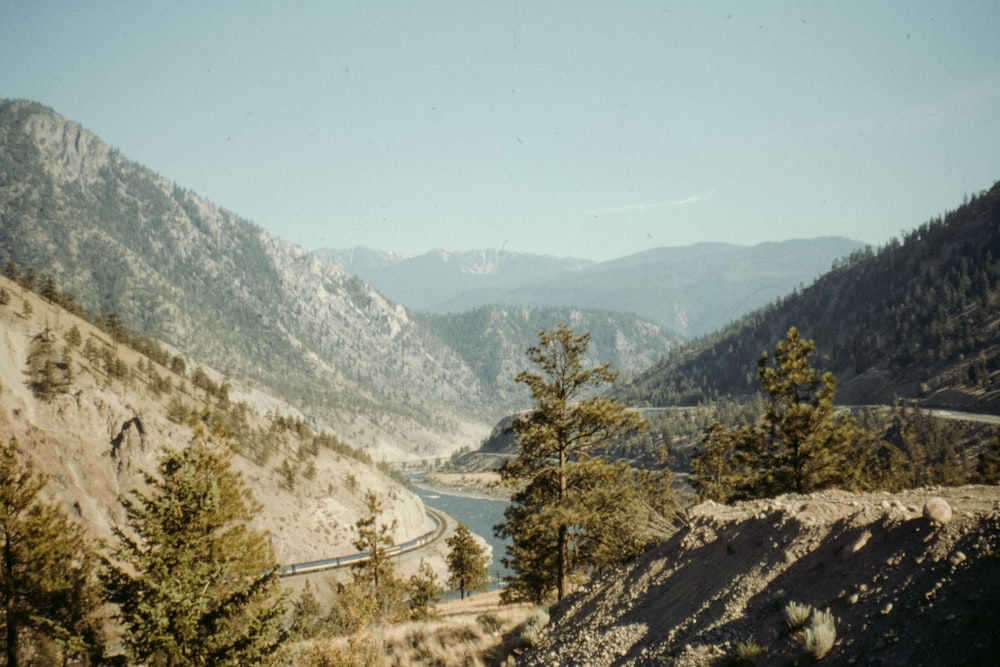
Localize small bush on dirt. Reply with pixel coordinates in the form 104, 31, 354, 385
784, 600, 812, 630
803, 607, 836, 660
733, 636, 764, 663
518, 608, 550, 647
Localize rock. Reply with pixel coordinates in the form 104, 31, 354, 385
844, 530, 871, 557
923, 497, 953, 525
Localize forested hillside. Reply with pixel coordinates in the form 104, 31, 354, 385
0, 273, 431, 565
620, 181, 1000, 412
0, 99, 490, 458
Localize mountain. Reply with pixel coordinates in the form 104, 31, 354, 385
0, 99, 493, 459
0, 99, 675, 459
319, 238, 866, 337
415, 306, 679, 408
619, 180, 1000, 412
316, 247, 594, 313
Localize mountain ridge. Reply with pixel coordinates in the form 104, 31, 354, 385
318, 237, 865, 336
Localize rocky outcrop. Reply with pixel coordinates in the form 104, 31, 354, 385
522, 486, 1000, 667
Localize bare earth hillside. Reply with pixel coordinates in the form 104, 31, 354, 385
521, 485, 1000, 667
0, 279, 432, 568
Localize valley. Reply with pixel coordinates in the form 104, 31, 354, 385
1, 96, 999, 666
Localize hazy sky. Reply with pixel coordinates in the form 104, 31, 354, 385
2, 2, 998, 261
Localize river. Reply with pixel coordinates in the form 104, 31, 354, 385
410, 483, 511, 587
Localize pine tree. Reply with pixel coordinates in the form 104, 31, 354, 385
350, 490, 404, 618
692, 421, 744, 503
1, 438, 103, 667
695, 327, 888, 501
747, 327, 866, 494
103, 434, 288, 667
406, 559, 442, 620
497, 324, 648, 602
445, 523, 490, 599
289, 581, 324, 640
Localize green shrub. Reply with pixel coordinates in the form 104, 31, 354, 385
804, 607, 836, 660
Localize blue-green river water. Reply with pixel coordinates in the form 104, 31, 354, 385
410, 483, 511, 587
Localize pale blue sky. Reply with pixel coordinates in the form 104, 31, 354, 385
2, 1, 998, 261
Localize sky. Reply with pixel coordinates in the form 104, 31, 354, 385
2, 2, 999, 262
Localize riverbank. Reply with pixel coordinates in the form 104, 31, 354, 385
413, 471, 510, 501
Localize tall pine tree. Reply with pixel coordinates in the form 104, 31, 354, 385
694, 327, 890, 500
497, 324, 648, 602
350, 490, 404, 619
1, 438, 103, 667
445, 523, 489, 599
104, 434, 288, 667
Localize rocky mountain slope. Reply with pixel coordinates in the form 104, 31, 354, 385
415, 306, 678, 409
0, 99, 678, 459
0, 275, 431, 566
320, 238, 865, 338
520, 485, 1000, 667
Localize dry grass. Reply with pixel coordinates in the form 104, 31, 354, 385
286, 591, 536, 667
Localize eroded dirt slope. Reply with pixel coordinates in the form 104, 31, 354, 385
522, 486, 1000, 666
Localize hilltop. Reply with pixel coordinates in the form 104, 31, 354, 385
519, 485, 1000, 666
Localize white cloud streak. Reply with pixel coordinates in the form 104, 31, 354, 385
587, 192, 714, 217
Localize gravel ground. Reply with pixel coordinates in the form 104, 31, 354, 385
519, 485, 1000, 667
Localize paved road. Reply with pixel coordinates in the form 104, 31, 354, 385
641, 404, 1000, 426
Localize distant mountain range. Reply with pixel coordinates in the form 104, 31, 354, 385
317, 237, 866, 337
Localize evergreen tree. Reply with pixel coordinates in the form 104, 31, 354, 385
445, 523, 490, 599
497, 324, 648, 602
350, 490, 403, 618
406, 559, 442, 620
104, 434, 288, 667
1, 438, 103, 667
692, 421, 744, 503
695, 328, 889, 501
65, 324, 82, 348
289, 581, 324, 640
975, 433, 1000, 483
